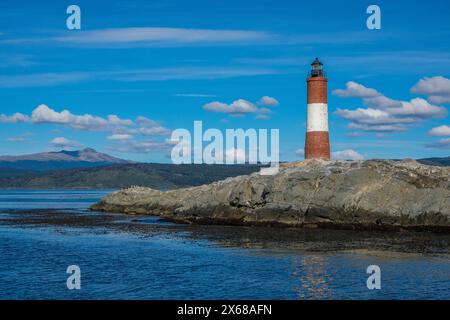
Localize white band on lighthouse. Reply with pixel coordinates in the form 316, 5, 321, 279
306, 103, 328, 132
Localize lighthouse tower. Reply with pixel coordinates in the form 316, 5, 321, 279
305, 58, 330, 160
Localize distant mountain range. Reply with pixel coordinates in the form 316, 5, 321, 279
0, 163, 262, 190
0, 148, 262, 189
417, 156, 450, 167
0, 148, 447, 189
0, 148, 133, 171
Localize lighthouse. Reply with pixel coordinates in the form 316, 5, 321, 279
305, 58, 330, 160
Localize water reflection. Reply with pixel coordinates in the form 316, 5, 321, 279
292, 255, 332, 299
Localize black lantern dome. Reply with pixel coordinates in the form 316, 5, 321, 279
309, 57, 326, 78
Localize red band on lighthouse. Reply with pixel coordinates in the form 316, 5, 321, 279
305, 58, 330, 160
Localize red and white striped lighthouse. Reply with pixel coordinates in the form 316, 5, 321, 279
305, 58, 330, 160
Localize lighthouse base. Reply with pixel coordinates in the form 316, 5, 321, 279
305, 131, 330, 160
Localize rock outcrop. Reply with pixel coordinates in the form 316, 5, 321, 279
91, 159, 450, 231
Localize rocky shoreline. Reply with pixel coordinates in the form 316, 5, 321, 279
91, 159, 450, 232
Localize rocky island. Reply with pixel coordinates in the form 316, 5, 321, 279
91, 159, 450, 232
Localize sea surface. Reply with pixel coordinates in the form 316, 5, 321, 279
0, 190, 449, 300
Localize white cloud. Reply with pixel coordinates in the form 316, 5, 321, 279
387, 98, 446, 118
107, 134, 134, 141
258, 96, 279, 107
0, 112, 30, 123
203, 97, 277, 118
135, 116, 171, 136
334, 107, 414, 132
1, 105, 176, 154
139, 126, 171, 136
295, 148, 305, 157
411, 76, 450, 95
429, 125, 450, 136
136, 116, 159, 127
50, 137, 80, 149
333, 81, 379, 98
347, 123, 408, 132
333, 81, 447, 132
204, 99, 258, 115
331, 149, 364, 160
425, 95, 450, 105
106, 114, 133, 126
0, 104, 134, 132
364, 95, 402, 109
411, 76, 450, 104
335, 108, 391, 123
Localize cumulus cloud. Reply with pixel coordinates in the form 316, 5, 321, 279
203, 96, 278, 118
333, 81, 379, 98
1, 104, 175, 155
0, 104, 134, 132
139, 126, 171, 136
429, 125, 450, 136
411, 76, 450, 104
106, 116, 172, 154
204, 99, 257, 114
136, 116, 160, 127
0, 105, 172, 137
258, 96, 279, 107
0, 112, 30, 123
331, 149, 364, 160
29, 104, 134, 131
50, 137, 80, 149
136, 116, 171, 136
347, 123, 408, 132
333, 81, 447, 132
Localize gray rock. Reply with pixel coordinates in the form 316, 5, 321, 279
91, 159, 450, 230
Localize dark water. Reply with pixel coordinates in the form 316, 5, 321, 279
0, 190, 449, 300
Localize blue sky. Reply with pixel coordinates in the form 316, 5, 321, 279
0, 0, 450, 162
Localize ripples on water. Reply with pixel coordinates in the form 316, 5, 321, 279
0, 190, 112, 209
0, 190, 449, 300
